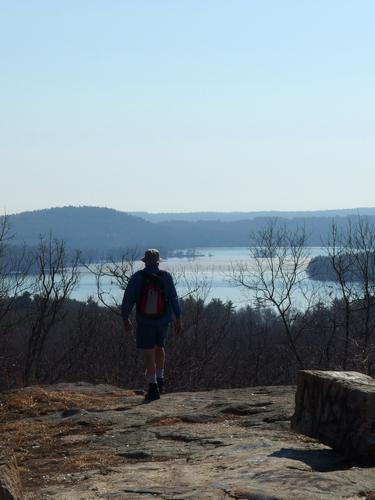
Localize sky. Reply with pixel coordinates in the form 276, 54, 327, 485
1, 0, 374, 214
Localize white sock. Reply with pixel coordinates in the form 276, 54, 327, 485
146, 372, 157, 384
156, 369, 164, 379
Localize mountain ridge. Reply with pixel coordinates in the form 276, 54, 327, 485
132, 207, 375, 222
6, 205, 375, 221
3, 206, 375, 252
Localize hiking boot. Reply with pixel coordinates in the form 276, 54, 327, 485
144, 383, 160, 402
157, 377, 164, 394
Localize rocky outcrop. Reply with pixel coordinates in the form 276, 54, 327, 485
0, 454, 23, 500
291, 370, 375, 462
1, 382, 375, 499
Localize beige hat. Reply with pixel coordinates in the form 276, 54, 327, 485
141, 249, 161, 264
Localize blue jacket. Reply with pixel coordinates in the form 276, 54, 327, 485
121, 265, 181, 325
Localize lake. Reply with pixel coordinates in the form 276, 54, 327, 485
72, 246, 334, 309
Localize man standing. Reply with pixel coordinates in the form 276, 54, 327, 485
122, 249, 181, 401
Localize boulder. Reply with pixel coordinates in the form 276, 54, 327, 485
291, 370, 375, 461
0, 454, 23, 500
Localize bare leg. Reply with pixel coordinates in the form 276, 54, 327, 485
143, 349, 156, 376
155, 346, 165, 371
143, 348, 160, 401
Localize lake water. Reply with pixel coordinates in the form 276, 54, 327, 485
72, 246, 333, 309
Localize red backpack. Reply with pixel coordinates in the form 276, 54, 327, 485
137, 271, 167, 319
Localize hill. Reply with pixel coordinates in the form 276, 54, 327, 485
132, 207, 375, 222
4, 206, 166, 254
4, 206, 375, 254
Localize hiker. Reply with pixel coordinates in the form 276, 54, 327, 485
122, 249, 182, 401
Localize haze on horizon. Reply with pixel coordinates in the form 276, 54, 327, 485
1, 1, 374, 215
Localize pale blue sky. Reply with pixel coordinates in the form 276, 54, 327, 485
1, 1, 374, 214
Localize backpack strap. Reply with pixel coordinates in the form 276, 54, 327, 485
141, 270, 164, 280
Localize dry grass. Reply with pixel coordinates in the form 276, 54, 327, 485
147, 414, 243, 428
0, 386, 136, 487
21, 446, 124, 484
148, 417, 182, 427
0, 416, 122, 488
59, 449, 124, 473
0, 419, 108, 453
0, 417, 113, 471
212, 414, 242, 423
0, 387, 136, 419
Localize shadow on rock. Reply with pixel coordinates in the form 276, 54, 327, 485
271, 447, 371, 472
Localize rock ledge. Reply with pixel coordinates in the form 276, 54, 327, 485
1, 382, 375, 499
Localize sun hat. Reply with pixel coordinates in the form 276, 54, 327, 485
141, 249, 161, 264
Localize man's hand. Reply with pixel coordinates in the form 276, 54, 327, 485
123, 318, 133, 334
174, 318, 182, 336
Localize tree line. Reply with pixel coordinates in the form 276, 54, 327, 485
1, 216, 375, 391
7, 206, 375, 252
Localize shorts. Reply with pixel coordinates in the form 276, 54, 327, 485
136, 322, 169, 350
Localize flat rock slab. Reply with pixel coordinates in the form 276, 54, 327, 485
1, 382, 375, 499
292, 370, 375, 462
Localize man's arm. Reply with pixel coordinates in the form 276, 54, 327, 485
166, 273, 182, 334
121, 274, 137, 334
174, 317, 182, 335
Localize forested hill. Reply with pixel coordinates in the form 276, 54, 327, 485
133, 207, 375, 222
4, 207, 160, 252
3, 206, 375, 254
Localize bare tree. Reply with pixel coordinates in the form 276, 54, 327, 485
0, 215, 33, 384
232, 219, 311, 368
88, 249, 139, 314
0, 215, 31, 329
325, 217, 375, 372
350, 218, 375, 367
325, 220, 358, 370
23, 236, 80, 385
